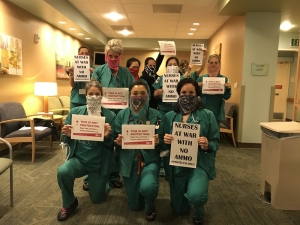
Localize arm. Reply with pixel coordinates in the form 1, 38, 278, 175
104, 111, 116, 147
155, 52, 165, 73
223, 77, 231, 100
67, 67, 76, 88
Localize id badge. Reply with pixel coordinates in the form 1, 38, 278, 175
79, 89, 85, 95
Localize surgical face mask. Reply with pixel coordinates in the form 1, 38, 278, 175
86, 95, 102, 116
166, 65, 179, 74
177, 95, 199, 115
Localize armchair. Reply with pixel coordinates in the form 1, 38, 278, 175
220, 102, 236, 147
0, 102, 53, 162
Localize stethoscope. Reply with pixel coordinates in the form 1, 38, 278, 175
127, 108, 161, 129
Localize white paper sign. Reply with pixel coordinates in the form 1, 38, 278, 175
71, 114, 105, 141
190, 43, 204, 65
202, 77, 225, 94
170, 122, 200, 168
73, 55, 90, 82
122, 125, 155, 149
102, 87, 129, 109
162, 73, 180, 102
158, 41, 176, 55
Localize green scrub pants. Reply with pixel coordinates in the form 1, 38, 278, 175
123, 161, 159, 214
169, 167, 209, 218
57, 157, 111, 208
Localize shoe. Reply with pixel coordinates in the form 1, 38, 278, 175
146, 210, 156, 222
193, 216, 204, 225
109, 180, 123, 189
82, 183, 89, 191
57, 198, 78, 221
159, 168, 165, 177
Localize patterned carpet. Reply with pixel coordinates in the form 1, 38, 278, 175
0, 138, 300, 225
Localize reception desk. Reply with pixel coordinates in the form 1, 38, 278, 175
260, 122, 300, 210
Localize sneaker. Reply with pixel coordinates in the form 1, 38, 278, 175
82, 183, 89, 191
57, 197, 78, 221
109, 180, 123, 189
193, 216, 204, 225
146, 210, 156, 222
159, 168, 165, 177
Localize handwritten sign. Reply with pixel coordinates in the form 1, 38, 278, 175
202, 77, 225, 94
73, 55, 90, 82
102, 87, 129, 109
162, 73, 180, 102
158, 41, 176, 56
71, 114, 105, 141
190, 43, 204, 65
170, 122, 200, 168
122, 125, 155, 149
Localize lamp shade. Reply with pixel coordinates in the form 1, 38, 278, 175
34, 82, 57, 96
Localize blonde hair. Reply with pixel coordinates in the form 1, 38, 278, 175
104, 39, 123, 55
208, 54, 221, 63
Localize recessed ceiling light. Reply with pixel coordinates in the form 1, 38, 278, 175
105, 12, 123, 21
188, 33, 193, 35
69, 28, 76, 30
85, 38, 91, 40
59, 21, 66, 24
119, 29, 131, 36
193, 23, 200, 26
190, 28, 196, 30
280, 21, 294, 31
78, 33, 84, 36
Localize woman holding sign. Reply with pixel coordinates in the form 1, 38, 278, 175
163, 78, 219, 225
196, 54, 231, 127
57, 79, 115, 221
114, 80, 163, 222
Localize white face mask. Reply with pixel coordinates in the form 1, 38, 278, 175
166, 65, 179, 74
86, 95, 102, 116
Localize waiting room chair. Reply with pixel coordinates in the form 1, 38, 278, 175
0, 137, 13, 207
0, 102, 53, 162
220, 102, 236, 147
58, 95, 70, 113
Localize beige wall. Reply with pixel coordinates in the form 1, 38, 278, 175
0, 0, 87, 115
208, 16, 246, 106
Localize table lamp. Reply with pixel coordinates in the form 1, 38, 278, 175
34, 82, 58, 113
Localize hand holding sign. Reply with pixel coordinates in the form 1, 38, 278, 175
104, 123, 112, 138
197, 136, 209, 150
114, 134, 123, 146
62, 125, 72, 137
163, 134, 174, 144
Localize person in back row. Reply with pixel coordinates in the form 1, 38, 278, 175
126, 57, 141, 81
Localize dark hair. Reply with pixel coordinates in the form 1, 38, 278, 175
78, 46, 89, 53
126, 58, 141, 68
165, 57, 179, 67
180, 60, 189, 68
129, 80, 148, 94
144, 57, 155, 66
85, 78, 103, 95
173, 78, 204, 112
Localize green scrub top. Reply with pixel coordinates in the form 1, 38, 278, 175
163, 108, 219, 180
114, 107, 164, 177
70, 82, 87, 106
62, 106, 116, 174
196, 74, 231, 122
152, 75, 185, 117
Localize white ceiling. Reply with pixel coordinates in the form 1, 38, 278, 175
7, 0, 300, 50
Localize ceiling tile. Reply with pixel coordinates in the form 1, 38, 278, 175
136, 34, 156, 38
181, 4, 214, 14
179, 13, 208, 21
130, 19, 153, 26
132, 25, 155, 31
153, 13, 181, 21
122, 4, 152, 13
184, 0, 218, 4
89, 3, 125, 12
152, 0, 185, 4
88, 0, 121, 3
127, 13, 153, 20
155, 27, 177, 32
120, 0, 151, 3
154, 21, 178, 26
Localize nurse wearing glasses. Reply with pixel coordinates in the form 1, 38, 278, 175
163, 78, 219, 225
114, 80, 163, 222
196, 54, 231, 127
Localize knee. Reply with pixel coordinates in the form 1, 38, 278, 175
140, 181, 159, 198
186, 190, 208, 206
57, 165, 69, 179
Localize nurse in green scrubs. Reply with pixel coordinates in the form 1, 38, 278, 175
91, 39, 135, 189
68, 46, 95, 109
114, 80, 163, 222
196, 54, 231, 127
57, 79, 115, 221
163, 78, 219, 225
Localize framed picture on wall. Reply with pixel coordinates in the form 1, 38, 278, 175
212, 43, 222, 59
0, 33, 23, 76
56, 52, 72, 79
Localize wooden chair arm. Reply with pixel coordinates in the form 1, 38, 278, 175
27, 113, 54, 117
0, 118, 32, 124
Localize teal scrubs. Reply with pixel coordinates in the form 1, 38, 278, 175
114, 107, 163, 214
189, 71, 199, 81
162, 108, 219, 218
196, 74, 231, 126
152, 75, 185, 118
70, 82, 86, 109
57, 106, 116, 208
92, 64, 135, 183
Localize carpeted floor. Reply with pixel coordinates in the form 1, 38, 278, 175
0, 138, 300, 225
